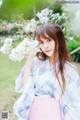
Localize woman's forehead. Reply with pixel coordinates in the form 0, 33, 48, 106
38, 33, 52, 41
39, 36, 51, 41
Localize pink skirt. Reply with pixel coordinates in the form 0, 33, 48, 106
28, 96, 62, 120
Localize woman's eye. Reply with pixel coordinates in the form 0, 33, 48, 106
47, 39, 52, 42
39, 41, 43, 44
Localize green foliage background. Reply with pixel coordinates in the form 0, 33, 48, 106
0, 0, 63, 22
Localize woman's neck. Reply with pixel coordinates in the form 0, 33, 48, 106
49, 54, 58, 67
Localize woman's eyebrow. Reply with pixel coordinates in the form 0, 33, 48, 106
43, 36, 52, 39
38, 37, 52, 42
38, 38, 44, 42
47, 37, 52, 39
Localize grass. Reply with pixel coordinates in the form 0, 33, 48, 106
0, 52, 80, 120
0, 53, 25, 120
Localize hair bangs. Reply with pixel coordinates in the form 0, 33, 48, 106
36, 30, 50, 42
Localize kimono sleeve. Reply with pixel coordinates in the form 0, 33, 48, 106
15, 60, 34, 93
64, 67, 80, 120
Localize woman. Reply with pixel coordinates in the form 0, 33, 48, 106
13, 23, 80, 120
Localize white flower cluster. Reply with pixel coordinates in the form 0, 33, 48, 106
0, 38, 13, 54
51, 13, 67, 24
9, 38, 40, 62
36, 8, 67, 26
24, 19, 37, 33
7, 23, 14, 31
36, 8, 53, 24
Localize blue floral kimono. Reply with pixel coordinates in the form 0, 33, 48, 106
13, 56, 80, 120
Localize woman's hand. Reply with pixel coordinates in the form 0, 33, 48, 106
26, 55, 36, 62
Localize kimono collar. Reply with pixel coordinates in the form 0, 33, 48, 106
45, 57, 60, 71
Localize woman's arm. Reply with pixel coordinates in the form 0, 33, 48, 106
15, 55, 36, 93
63, 66, 80, 120
21, 55, 36, 87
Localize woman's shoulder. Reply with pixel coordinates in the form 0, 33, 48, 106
32, 55, 42, 62
26, 55, 42, 63
65, 61, 78, 71
32, 55, 45, 69
64, 61, 80, 81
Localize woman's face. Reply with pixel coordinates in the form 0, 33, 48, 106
39, 36, 55, 57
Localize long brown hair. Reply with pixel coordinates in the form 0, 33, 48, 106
36, 23, 72, 95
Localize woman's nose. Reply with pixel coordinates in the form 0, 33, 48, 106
44, 42, 48, 48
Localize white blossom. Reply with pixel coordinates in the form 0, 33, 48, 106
7, 23, 14, 31
37, 8, 53, 18
9, 38, 41, 62
24, 19, 37, 33
4, 38, 13, 44
0, 44, 12, 54
69, 37, 74, 40
0, 38, 13, 54
36, 8, 53, 24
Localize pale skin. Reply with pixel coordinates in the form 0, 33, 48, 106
39, 36, 58, 67
21, 55, 36, 87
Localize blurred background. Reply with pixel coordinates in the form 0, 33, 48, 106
0, 0, 80, 120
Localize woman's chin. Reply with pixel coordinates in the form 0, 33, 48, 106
45, 53, 53, 57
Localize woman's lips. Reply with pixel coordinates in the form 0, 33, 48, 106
45, 50, 51, 52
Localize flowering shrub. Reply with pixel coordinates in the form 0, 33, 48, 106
66, 38, 80, 62
0, 38, 13, 54
9, 38, 40, 62
23, 19, 37, 34
0, 8, 74, 62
